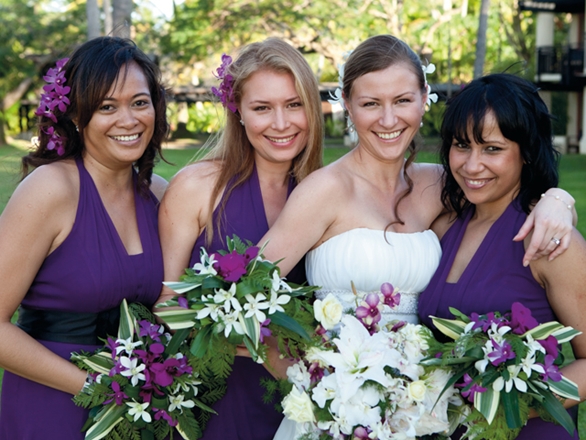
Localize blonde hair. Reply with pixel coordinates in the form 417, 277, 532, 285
203, 38, 324, 245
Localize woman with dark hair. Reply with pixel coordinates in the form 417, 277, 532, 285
419, 73, 586, 438
0, 36, 168, 438
157, 38, 323, 439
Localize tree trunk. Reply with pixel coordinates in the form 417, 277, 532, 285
112, 0, 133, 38
104, 0, 113, 36
86, 0, 101, 40
473, 0, 490, 78
0, 113, 7, 146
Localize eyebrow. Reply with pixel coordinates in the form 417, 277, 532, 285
357, 91, 416, 100
103, 92, 151, 101
247, 95, 300, 105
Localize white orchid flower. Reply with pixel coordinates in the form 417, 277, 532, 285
214, 283, 242, 313
191, 248, 217, 275
196, 299, 223, 322
243, 293, 269, 322
168, 394, 195, 413
493, 365, 527, 393
114, 337, 143, 356
126, 400, 151, 422
221, 310, 244, 337
267, 290, 291, 315
119, 356, 146, 386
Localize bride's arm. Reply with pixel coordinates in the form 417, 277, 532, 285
260, 168, 342, 276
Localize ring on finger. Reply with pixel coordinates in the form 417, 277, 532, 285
551, 237, 561, 246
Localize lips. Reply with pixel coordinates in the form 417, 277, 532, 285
111, 133, 140, 142
375, 129, 403, 140
265, 134, 296, 143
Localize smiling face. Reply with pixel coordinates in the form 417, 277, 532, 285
449, 111, 523, 212
345, 63, 426, 163
238, 69, 309, 168
82, 61, 155, 168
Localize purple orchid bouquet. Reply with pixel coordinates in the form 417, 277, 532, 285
423, 302, 581, 440
155, 235, 317, 377
71, 300, 212, 440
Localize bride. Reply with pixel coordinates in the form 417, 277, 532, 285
259, 35, 576, 438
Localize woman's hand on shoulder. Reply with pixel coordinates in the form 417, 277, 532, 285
515, 188, 576, 266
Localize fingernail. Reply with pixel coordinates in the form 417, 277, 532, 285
523, 260, 529, 267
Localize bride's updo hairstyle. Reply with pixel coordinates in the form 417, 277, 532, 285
439, 73, 558, 218
204, 38, 324, 245
342, 34, 427, 226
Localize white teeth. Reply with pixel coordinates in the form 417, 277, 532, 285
112, 134, 139, 141
467, 179, 486, 185
376, 130, 402, 140
267, 135, 295, 143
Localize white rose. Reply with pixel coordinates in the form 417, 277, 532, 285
408, 380, 427, 402
282, 387, 316, 424
314, 294, 343, 330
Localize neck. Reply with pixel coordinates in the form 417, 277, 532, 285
350, 147, 407, 192
472, 194, 517, 224
254, 158, 292, 188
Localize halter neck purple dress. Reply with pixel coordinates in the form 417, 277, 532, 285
190, 165, 305, 440
0, 158, 163, 439
419, 199, 579, 439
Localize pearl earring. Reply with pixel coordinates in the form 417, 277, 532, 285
240, 119, 244, 126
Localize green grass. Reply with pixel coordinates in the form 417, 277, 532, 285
0, 141, 585, 436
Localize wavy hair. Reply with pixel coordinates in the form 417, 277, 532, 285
203, 38, 324, 245
342, 34, 427, 226
440, 73, 558, 217
22, 36, 169, 197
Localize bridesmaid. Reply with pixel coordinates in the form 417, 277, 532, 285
419, 73, 586, 438
0, 37, 168, 438
157, 38, 323, 439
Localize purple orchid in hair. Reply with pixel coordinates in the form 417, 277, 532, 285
211, 54, 238, 113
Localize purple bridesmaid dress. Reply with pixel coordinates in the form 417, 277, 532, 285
190, 165, 305, 440
419, 198, 579, 439
0, 158, 163, 439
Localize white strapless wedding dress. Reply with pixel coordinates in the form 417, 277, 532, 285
274, 228, 442, 440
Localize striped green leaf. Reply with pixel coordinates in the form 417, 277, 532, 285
85, 404, 126, 440
547, 376, 580, 401
81, 352, 115, 375
117, 299, 135, 340
270, 310, 310, 340
240, 315, 260, 349
163, 281, 201, 294
430, 316, 467, 340
475, 386, 500, 425
540, 388, 577, 436
153, 309, 199, 330
524, 321, 564, 340
551, 326, 582, 344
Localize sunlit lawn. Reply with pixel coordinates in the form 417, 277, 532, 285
0, 139, 585, 436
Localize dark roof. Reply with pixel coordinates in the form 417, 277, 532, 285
519, 0, 584, 13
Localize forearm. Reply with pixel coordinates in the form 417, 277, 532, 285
0, 322, 86, 395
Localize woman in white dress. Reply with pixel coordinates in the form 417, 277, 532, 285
260, 35, 575, 327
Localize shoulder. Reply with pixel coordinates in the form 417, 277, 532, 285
410, 162, 443, 189
149, 174, 168, 201
167, 160, 222, 194
17, 160, 79, 207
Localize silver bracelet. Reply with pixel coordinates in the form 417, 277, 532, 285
541, 193, 573, 210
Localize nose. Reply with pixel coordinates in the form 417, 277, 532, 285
462, 149, 484, 174
271, 108, 291, 131
117, 107, 139, 128
380, 105, 397, 128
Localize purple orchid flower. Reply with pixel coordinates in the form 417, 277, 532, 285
380, 282, 401, 308
540, 354, 562, 382
355, 293, 383, 326
211, 54, 237, 113
538, 335, 559, 358
391, 321, 407, 332
154, 408, 178, 427
509, 302, 539, 335
213, 250, 249, 282
178, 296, 189, 309
138, 320, 163, 341
487, 338, 516, 366
308, 362, 325, 383
457, 373, 487, 402
259, 319, 272, 344
104, 381, 128, 405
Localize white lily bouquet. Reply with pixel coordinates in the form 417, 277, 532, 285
423, 302, 581, 440
280, 285, 463, 440
71, 300, 212, 440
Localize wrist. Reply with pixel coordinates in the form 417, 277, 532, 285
541, 191, 574, 210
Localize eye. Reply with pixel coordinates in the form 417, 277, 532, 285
288, 101, 303, 108
99, 104, 114, 111
362, 101, 378, 107
397, 98, 412, 104
133, 99, 151, 107
253, 105, 269, 111
452, 141, 469, 149
486, 146, 502, 152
